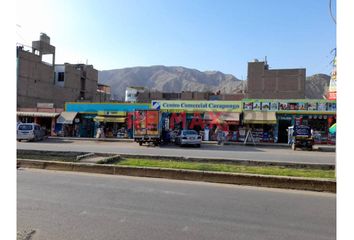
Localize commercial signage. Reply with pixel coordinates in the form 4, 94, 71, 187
242, 99, 336, 112
97, 111, 126, 116
327, 57, 337, 100
37, 103, 54, 109
133, 110, 159, 136
151, 100, 242, 112
65, 102, 150, 113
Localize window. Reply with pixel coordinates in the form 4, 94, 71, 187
18, 124, 33, 130
58, 72, 64, 82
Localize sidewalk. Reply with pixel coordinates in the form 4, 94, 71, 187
48, 136, 335, 152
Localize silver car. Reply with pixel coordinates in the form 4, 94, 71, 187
175, 130, 201, 147
17, 123, 45, 142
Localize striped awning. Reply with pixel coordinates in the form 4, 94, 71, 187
17, 111, 60, 118
243, 111, 277, 124
57, 112, 78, 124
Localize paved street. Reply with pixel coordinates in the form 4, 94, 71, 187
17, 138, 336, 164
17, 169, 336, 240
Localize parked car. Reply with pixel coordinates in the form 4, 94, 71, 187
17, 123, 45, 142
175, 130, 201, 147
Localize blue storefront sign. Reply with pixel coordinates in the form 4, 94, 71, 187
65, 102, 150, 113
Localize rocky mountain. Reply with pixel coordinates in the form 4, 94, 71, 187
98, 66, 244, 100
305, 74, 331, 99
98, 66, 330, 100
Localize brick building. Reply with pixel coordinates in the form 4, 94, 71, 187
17, 33, 110, 108
246, 60, 305, 99
16, 33, 111, 136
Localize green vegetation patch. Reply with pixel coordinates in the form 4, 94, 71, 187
17, 150, 85, 162
117, 158, 335, 179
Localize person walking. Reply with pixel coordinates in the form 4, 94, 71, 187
216, 126, 224, 145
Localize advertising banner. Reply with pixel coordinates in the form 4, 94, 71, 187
253, 102, 261, 111
243, 102, 253, 110
307, 102, 317, 111
318, 103, 327, 111
327, 57, 337, 100
134, 110, 160, 136
243, 99, 335, 113
279, 102, 289, 110
133, 110, 147, 136
270, 102, 278, 111
261, 102, 270, 111
327, 102, 336, 111
151, 100, 242, 112
298, 102, 307, 111
146, 110, 159, 135
288, 103, 299, 111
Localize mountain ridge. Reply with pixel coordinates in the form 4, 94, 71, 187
98, 66, 330, 100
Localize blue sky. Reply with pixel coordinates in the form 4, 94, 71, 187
16, 0, 336, 79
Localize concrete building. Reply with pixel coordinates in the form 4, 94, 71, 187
246, 60, 305, 99
135, 90, 245, 103
17, 33, 109, 108
125, 86, 145, 102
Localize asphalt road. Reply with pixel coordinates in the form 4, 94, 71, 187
17, 138, 336, 164
17, 169, 336, 240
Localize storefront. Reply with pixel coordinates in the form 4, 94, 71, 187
242, 111, 277, 143
151, 100, 242, 141
61, 100, 336, 143
93, 111, 127, 138
17, 111, 60, 136
242, 99, 336, 144
64, 102, 150, 138
276, 100, 336, 144
56, 111, 79, 137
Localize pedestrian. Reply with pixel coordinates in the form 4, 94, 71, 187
216, 126, 224, 145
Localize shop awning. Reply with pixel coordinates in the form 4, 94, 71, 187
204, 112, 240, 121
222, 112, 240, 121
94, 116, 126, 123
56, 112, 78, 124
17, 111, 60, 118
243, 111, 277, 124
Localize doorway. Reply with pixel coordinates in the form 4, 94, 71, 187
278, 119, 292, 143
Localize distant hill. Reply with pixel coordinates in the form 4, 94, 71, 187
305, 74, 331, 99
98, 66, 244, 100
98, 66, 330, 100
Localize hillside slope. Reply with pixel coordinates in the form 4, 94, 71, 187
98, 66, 330, 100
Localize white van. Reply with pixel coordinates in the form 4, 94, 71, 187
17, 123, 45, 142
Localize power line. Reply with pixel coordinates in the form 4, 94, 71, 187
329, 0, 336, 24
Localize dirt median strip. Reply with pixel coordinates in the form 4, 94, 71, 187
17, 150, 335, 170
17, 159, 336, 193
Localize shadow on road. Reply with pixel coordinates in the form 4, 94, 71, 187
154, 143, 267, 153
18, 138, 74, 144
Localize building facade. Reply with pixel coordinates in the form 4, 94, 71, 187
60, 99, 336, 145
246, 60, 306, 99
17, 33, 109, 108
135, 90, 245, 103
125, 87, 146, 102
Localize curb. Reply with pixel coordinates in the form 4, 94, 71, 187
17, 149, 335, 170
17, 159, 336, 193
47, 137, 336, 152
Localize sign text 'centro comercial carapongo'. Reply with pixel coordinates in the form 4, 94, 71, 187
151, 100, 242, 112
